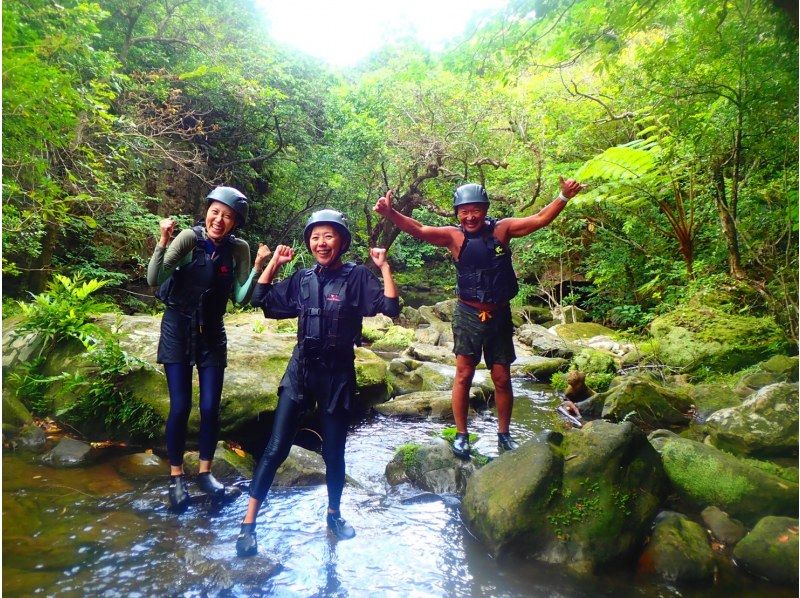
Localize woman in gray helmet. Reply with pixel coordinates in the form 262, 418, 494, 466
147, 186, 271, 511
236, 209, 399, 557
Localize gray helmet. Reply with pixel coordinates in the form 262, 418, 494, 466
303, 209, 351, 254
206, 186, 248, 226
453, 183, 489, 214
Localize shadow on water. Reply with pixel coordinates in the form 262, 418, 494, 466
3, 377, 797, 596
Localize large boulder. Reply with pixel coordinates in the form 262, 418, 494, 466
515, 356, 569, 382
637, 511, 716, 583
704, 383, 798, 457
552, 322, 616, 341
404, 343, 456, 365
733, 516, 799, 586
572, 348, 617, 374
385, 438, 477, 494
600, 377, 693, 428
648, 430, 799, 524
649, 307, 789, 372
462, 422, 667, 573
688, 383, 741, 421
371, 325, 415, 352
3, 392, 33, 435
4, 312, 393, 442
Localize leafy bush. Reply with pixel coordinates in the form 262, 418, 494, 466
16, 274, 114, 354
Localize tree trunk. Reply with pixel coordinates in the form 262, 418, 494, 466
28, 221, 58, 294
711, 161, 746, 279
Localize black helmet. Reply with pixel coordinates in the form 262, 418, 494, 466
453, 183, 489, 214
303, 209, 351, 253
206, 186, 248, 226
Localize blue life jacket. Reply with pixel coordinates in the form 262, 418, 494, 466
297, 262, 361, 360
454, 218, 519, 304
156, 226, 235, 323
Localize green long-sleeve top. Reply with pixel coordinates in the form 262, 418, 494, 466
147, 228, 258, 305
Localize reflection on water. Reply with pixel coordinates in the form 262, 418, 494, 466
3, 379, 796, 597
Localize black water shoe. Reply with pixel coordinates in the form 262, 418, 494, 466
197, 472, 225, 498
168, 475, 189, 512
452, 433, 471, 460
236, 523, 258, 557
326, 512, 356, 540
497, 432, 519, 452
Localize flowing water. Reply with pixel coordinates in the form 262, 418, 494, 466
3, 375, 794, 597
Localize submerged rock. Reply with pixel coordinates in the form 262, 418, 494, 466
41, 437, 93, 467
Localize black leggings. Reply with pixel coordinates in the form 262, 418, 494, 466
249, 392, 349, 512
164, 363, 225, 466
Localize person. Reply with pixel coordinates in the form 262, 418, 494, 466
236, 209, 399, 557
147, 186, 271, 511
373, 177, 584, 459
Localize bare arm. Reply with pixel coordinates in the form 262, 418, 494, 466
373, 190, 460, 250
370, 248, 397, 298
495, 177, 585, 242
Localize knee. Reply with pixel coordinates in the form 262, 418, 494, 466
199, 404, 219, 421
491, 370, 512, 391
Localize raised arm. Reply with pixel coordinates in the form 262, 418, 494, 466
495, 177, 585, 242
373, 190, 460, 250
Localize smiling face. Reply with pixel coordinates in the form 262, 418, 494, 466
456, 203, 489, 234
308, 224, 343, 268
205, 200, 237, 241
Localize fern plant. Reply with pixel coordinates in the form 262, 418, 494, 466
16, 273, 114, 353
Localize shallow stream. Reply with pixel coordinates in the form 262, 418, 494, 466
3, 376, 793, 597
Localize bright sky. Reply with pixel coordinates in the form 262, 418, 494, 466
255, 0, 508, 68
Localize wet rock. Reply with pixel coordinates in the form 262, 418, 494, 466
701, 506, 747, 546
648, 430, 799, 524
404, 343, 455, 365
462, 422, 668, 573
386, 438, 477, 494
11, 423, 47, 452
375, 391, 454, 419
638, 511, 716, 583
733, 516, 799, 585
273, 445, 327, 487
112, 452, 167, 480
353, 346, 391, 408
41, 437, 92, 467
387, 359, 451, 396
704, 383, 799, 457
600, 377, 693, 428
183, 441, 254, 480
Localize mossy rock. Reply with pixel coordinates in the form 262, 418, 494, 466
3, 392, 33, 432
600, 377, 693, 428
517, 357, 570, 382
648, 430, 799, 524
183, 441, 254, 480
761, 355, 799, 381
689, 383, 741, 419
354, 347, 390, 407
371, 325, 415, 352
386, 438, 477, 494
649, 307, 789, 373
572, 348, 617, 374
733, 516, 799, 585
637, 511, 715, 583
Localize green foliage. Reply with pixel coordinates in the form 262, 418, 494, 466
439, 427, 478, 445
586, 373, 614, 393
551, 372, 568, 392
16, 274, 114, 353
57, 339, 161, 441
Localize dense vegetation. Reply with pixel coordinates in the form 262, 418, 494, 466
3, 0, 797, 345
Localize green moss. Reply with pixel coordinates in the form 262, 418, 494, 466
396, 443, 421, 469
660, 440, 754, 505
439, 426, 477, 444
371, 325, 415, 351
551, 372, 568, 392
739, 457, 799, 484
361, 325, 386, 343
586, 372, 614, 393
275, 318, 298, 333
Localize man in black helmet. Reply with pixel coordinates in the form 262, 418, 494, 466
148, 186, 270, 511
236, 209, 400, 557
374, 177, 584, 459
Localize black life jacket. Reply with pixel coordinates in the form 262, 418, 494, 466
156, 226, 236, 323
297, 262, 361, 360
454, 218, 519, 304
